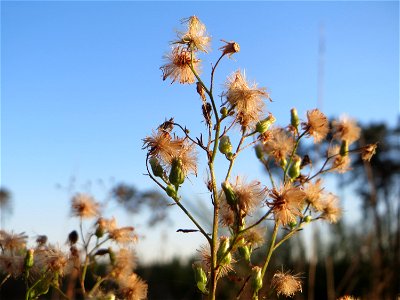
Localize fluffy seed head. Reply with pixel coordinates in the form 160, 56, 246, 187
321, 193, 342, 223
71, 193, 100, 219
302, 109, 329, 143
361, 143, 377, 162
178, 16, 211, 52
271, 270, 302, 297
332, 116, 361, 144
262, 127, 295, 164
0, 230, 27, 252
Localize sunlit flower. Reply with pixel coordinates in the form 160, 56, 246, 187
117, 272, 148, 300
71, 193, 100, 218
161, 46, 200, 84
361, 143, 377, 162
219, 40, 240, 57
268, 183, 306, 226
302, 109, 329, 143
271, 270, 302, 297
262, 127, 295, 164
321, 193, 342, 223
177, 16, 211, 52
302, 179, 324, 211
332, 116, 361, 144
0, 230, 27, 252
224, 70, 270, 131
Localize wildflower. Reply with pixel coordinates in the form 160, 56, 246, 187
328, 145, 351, 173
262, 127, 295, 165
117, 273, 148, 300
332, 116, 361, 144
0, 254, 24, 277
161, 46, 200, 84
361, 143, 377, 162
111, 248, 137, 279
271, 270, 302, 297
177, 16, 211, 52
224, 70, 270, 131
96, 217, 117, 237
267, 183, 306, 226
0, 230, 27, 252
302, 109, 329, 143
71, 193, 100, 218
321, 193, 342, 223
233, 177, 265, 216
219, 40, 240, 57
109, 226, 137, 244
33, 247, 69, 276
302, 179, 324, 211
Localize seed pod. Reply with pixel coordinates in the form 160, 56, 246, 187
219, 136, 233, 154
169, 158, 185, 187
221, 181, 237, 206
68, 230, 79, 245
149, 157, 164, 178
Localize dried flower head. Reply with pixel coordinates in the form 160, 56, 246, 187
109, 226, 138, 244
117, 273, 148, 300
224, 70, 270, 130
219, 199, 235, 227
233, 177, 265, 216
71, 193, 100, 218
303, 179, 324, 211
161, 46, 200, 84
302, 109, 329, 143
178, 16, 211, 52
271, 270, 302, 297
268, 183, 306, 226
242, 227, 265, 247
0, 254, 24, 277
332, 116, 361, 144
33, 247, 69, 276
328, 145, 351, 173
361, 143, 377, 162
321, 193, 342, 223
0, 230, 27, 252
111, 248, 137, 279
219, 40, 240, 57
262, 127, 295, 164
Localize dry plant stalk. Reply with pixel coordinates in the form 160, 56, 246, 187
143, 15, 377, 300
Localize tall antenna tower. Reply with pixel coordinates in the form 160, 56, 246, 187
317, 23, 325, 110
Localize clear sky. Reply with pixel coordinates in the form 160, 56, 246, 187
1, 1, 399, 263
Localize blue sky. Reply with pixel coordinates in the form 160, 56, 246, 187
1, 1, 399, 263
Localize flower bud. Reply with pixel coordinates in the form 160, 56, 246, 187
149, 157, 164, 178
288, 156, 301, 179
290, 108, 300, 129
220, 107, 228, 117
193, 264, 208, 294
24, 248, 34, 270
251, 266, 263, 293
280, 158, 287, 169
238, 245, 252, 262
256, 114, 276, 134
340, 140, 349, 156
304, 215, 312, 223
255, 144, 264, 160
169, 158, 185, 187
221, 181, 237, 206
94, 248, 109, 256
219, 136, 233, 155
289, 221, 297, 229
217, 237, 231, 265
68, 230, 79, 245
166, 184, 177, 199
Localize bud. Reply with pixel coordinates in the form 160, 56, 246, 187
24, 248, 34, 270
288, 156, 301, 179
94, 248, 109, 256
196, 82, 206, 101
256, 114, 276, 134
220, 107, 228, 117
221, 181, 237, 206
251, 266, 263, 293
340, 140, 349, 156
304, 215, 312, 223
169, 158, 185, 187
290, 108, 300, 129
280, 158, 287, 169
238, 245, 252, 262
193, 264, 208, 294
219, 136, 232, 154
95, 225, 104, 238
68, 230, 79, 245
166, 184, 177, 199
219, 40, 240, 57
149, 157, 164, 178
289, 221, 297, 229
217, 237, 231, 265
226, 152, 234, 160
255, 144, 264, 160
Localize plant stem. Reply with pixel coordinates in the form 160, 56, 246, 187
261, 222, 279, 279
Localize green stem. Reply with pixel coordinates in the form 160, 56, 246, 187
261, 222, 279, 279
